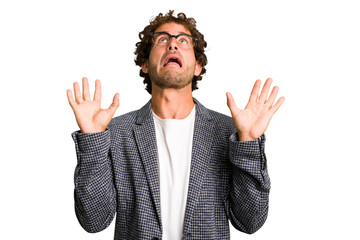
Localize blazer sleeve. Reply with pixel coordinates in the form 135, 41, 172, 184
71, 130, 117, 233
226, 133, 270, 234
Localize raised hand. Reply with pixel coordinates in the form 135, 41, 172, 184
226, 78, 285, 142
67, 77, 120, 134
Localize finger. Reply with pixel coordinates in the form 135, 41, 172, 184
107, 93, 120, 115
265, 86, 279, 107
82, 77, 90, 101
73, 82, 82, 104
270, 96, 285, 115
248, 79, 261, 104
226, 92, 237, 111
258, 78, 273, 103
66, 89, 76, 108
93, 79, 101, 103
226, 92, 242, 119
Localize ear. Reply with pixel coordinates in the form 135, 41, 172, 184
141, 61, 148, 74
194, 61, 202, 76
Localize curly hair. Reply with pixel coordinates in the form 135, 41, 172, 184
134, 10, 208, 94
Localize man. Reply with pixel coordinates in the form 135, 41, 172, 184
67, 10, 284, 240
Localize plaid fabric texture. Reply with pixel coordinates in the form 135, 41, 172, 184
72, 98, 270, 240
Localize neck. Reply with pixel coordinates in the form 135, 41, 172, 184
151, 84, 194, 119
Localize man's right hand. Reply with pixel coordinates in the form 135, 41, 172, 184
67, 77, 120, 134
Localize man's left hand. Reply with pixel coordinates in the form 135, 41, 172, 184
226, 78, 285, 142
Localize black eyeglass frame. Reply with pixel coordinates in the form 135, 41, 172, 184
149, 31, 198, 47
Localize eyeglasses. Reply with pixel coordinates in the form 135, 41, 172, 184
150, 32, 198, 49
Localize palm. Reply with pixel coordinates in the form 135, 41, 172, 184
73, 101, 110, 133
227, 78, 285, 142
67, 77, 119, 133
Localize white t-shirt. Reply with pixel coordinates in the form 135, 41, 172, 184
152, 106, 196, 240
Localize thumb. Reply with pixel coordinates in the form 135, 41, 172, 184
107, 93, 120, 115
226, 92, 237, 110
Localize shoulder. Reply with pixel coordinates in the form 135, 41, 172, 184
107, 100, 152, 133
105, 109, 140, 143
108, 109, 138, 131
207, 108, 236, 136
194, 98, 236, 133
195, 98, 233, 126
208, 108, 233, 125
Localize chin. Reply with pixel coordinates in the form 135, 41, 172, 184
149, 66, 194, 90
152, 76, 192, 90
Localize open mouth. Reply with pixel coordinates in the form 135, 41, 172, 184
163, 55, 182, 68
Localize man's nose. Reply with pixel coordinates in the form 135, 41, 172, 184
168, 37, 178, 51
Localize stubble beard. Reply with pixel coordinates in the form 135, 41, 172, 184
148, 63, 195, 90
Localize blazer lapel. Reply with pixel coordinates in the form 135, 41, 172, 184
133, 100, 162, 230
183, 98, 215, 233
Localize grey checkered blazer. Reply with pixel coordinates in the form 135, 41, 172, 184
72, 98, 270, 240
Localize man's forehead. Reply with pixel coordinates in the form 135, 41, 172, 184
155, 22, 191, 35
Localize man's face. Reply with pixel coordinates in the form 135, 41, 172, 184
142, 22, 202, 90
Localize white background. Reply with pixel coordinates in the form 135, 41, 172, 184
1, 0, 359, 239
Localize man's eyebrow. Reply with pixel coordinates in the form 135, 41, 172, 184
156, 31, 191, 36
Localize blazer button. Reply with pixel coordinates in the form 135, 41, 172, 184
183, 233, 192, 239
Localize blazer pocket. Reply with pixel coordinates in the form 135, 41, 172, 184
195, 201, 218, 238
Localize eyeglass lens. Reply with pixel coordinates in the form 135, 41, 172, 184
152, 33, 194, 48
